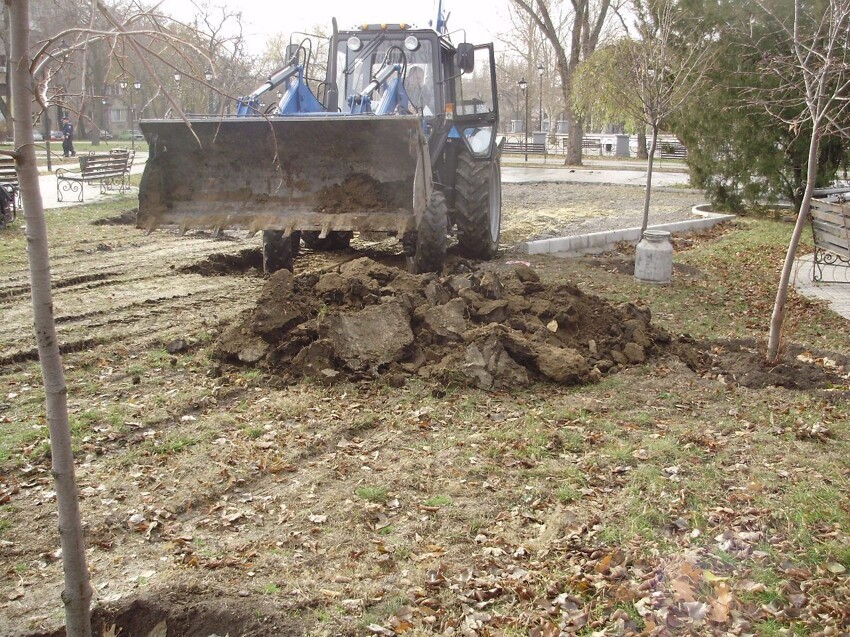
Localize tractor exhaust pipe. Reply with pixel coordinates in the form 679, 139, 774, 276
325, 18, 339, 112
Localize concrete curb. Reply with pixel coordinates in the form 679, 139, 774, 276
522, 205, 736, 255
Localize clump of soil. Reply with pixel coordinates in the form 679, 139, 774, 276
215, 257, 700, 389
703, 338, 850, 390
179, 248, 263, 276
91, 208, 138, 225
316, 173, 409, 213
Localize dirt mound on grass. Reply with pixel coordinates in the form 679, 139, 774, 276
214, 257, 699, 389
91, 208, 138, 225
704, 338, 850, 390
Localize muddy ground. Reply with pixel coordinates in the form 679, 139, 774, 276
1, 182, 848, 637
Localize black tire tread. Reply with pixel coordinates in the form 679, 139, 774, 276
302, 230, 352, 251
262, 230, 298, 273
409, 191, 447, 273
455, 152, 500, 260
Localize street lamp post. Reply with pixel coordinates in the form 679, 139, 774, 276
204, 69, 213, 115
518, 78, 528, 162
119, 79, 142, 149
133, 80, 141, 147
173, 72, 182, 116
537, 64, 544, 133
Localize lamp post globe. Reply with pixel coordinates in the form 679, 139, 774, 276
537, 64, 544, 132
518, 78, 529, 162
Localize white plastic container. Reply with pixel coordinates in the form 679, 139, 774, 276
634, 230, 673, 284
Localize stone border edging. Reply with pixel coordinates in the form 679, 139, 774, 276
522, 205, 736, 255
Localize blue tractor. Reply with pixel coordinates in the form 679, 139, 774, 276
138, 14, 501, 274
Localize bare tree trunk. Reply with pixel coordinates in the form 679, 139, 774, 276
565, 110, 582, 165
636, 129, 648, 160
641, 125, 659, 235
8, 1, 93, 634
766, 131, 821, 361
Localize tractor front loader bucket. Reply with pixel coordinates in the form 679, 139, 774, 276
137, 116, 430, 237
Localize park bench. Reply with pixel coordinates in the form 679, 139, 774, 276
0, 156, 21, 217
56, 148, 135, 203
659, 143, 688, 160
581, 137, 602, 154
809, 190, 850, 283
501, 141, 547, 156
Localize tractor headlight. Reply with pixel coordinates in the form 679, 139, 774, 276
404, 35, 420, 51
347, 36, 362, 51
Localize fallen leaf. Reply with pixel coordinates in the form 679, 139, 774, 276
670, 576, 696, 602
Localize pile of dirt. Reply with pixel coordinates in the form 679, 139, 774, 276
179, 248, 263, 276
704, 338, 850, 390
91, 208, 138, 225
214, 257, 700, 389
316, 173, 409, 213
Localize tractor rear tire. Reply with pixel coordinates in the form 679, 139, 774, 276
302, 230, 353, 251
262, 230, 300, 273
455, 152, 501, 260
407, 190, 447, 274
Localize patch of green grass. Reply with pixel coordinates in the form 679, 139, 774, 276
358, 594, 410, 631
355, 485, 388, 503
349, 412, 380, 432
424, 495, 452, 507
556, 429, 586, 453
261, 582, 281, 595
753, 619, 807, 637
556, 484, 582, 503
0, 518, 11, 535
0, 422, 48, 467
145, 433, 197, 456
126, 364, 146, 377
242, 426, 264, 440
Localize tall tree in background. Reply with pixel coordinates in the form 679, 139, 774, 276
674, 0, 847, 213
512, 0, 617, 165
7, 0, 93, 633
752, 0, 850, 361
575, 0, 716, 233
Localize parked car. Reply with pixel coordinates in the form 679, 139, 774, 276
50, 130, 64, 141
100, 129, 113, 140
32, 130, 44, 141
119, 129, 144, 141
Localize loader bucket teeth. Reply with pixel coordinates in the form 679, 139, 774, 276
137, 117, 425, 237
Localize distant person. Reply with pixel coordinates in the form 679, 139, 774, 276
405, 66, 434, 116
61, 116, 75, 157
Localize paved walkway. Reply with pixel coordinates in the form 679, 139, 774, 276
793, 254, 850, 318
503, 163, 690, 188
19, 152, 850, 321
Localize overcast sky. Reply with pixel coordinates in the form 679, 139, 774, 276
157, 0, 514, 55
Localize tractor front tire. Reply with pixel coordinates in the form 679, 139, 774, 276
455, 152, 501, 260
262, 230, 300, 273
302, 230, 353, 251
407, 190, 447, 274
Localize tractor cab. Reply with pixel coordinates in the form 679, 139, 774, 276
330, 24, 499, 160
332, 26, 441, 117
